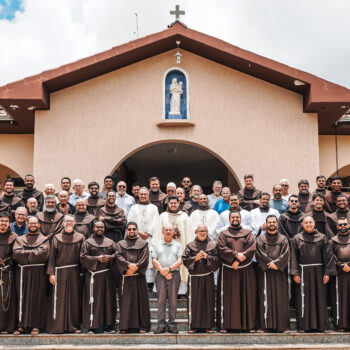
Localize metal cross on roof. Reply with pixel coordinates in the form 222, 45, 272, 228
170, 5, 185, 21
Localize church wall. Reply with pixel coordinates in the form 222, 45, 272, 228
0, 134, 33, 181
319, 135, 350, 178
34, 49, 319, 194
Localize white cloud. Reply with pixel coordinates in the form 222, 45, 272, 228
0, 0, 349, 88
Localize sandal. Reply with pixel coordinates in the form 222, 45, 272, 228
249, 329, 256, 333
256, 329, 264, 333
1, 331, 8, 334
13, 328, 24, 335
205, 329, 215, 333
31, 328, 39, 335
188, 329, 197, 334
283, 329, 291, 334
219, 328, 227, 333
139, 329, 147, 333
119, 330, 127, 334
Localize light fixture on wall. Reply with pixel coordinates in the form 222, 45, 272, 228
174, 41, 182, 64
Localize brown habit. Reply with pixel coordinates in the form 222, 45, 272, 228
98, 205, 126, 243
0, 194, 24, 220
149, 190, 167, 214
216, 227, 256, 330
277, 210, 305, 241
74, 212, 96, 238
19, 188, 44, 211
325, 191, 350, 213
0, 230, 17, 333
298, 192, 313, 213
255, 232, 290, 331
305, 209, 333, 239
12, 233, 50, 329
115, 237, 150, 331
86, 196, 106, 217
182, 237, 220, 330
80, 234, 117, 330
36, 210, 64, 238
327, 209, 350, 237
290, 230, 336, 331
46, 231, 85, 333
330, 232, 350, 329
238, 187, 262, 211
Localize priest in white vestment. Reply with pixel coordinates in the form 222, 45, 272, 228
127, 187, 160, 284
189, 194, 219, 240
154, 195, 193, 295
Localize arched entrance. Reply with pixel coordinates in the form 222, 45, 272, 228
112, 141, 240, 194
0, 163, 24, 191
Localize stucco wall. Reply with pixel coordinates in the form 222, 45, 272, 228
34, 49, 319, 194
0, 134, 34, 183
319, 135, 350, 178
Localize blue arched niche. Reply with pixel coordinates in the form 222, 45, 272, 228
164, 69, 188, 119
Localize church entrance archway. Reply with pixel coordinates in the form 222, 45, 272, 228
112, 141, 240, 194
0, 163, 24, 192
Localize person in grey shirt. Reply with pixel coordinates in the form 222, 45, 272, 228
152, 224, 182, 334
207, 180, 223, 209
115, 181, 135, 218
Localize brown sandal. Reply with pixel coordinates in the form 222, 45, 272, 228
13, 328, 24, 335
219, 328, 227, 333
31, 328, 39, 335
188, 329, 197, 333
205, 329, 215, 333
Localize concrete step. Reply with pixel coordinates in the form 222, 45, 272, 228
149, 298, 187, 309
1, 332, 350, 348
150, 307, 188, 319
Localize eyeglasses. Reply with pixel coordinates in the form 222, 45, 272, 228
338, 223, 348, 227
182, 181, 190, 183
118, 185, 126, 188
290, 200, 298, 203
281, 184, 289, 187
127, 228, 137, 231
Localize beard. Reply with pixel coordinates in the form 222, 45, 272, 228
231, 222, 240, 228
28, 227, 39, 234
340, 227, 349, 234
274, 193, 282, 200
45, 207, 56, 213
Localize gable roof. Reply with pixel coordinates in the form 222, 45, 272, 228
0, 21, 349, 134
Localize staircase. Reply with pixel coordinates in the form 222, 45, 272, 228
1, 295, 348, 349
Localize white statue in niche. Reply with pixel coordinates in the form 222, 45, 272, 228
169, 78, 183, 115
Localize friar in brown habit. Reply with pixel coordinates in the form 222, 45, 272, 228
291, 216, 336, 332
148, 177, 167, 214
255, 215, 290, 332
297, 179, 313, 213
305, 193, 333, 239
0, 212, 17, 334
0, 179, 24, 220
98, 191, 126, 243
237, 175, 262, 211
46, 215, 85, 334
18, 174, 44, 212
36, 196, 63, 239
115, 222, 150, 333
86, 182, 106, 217
74, 199, 96, 239
12, 216, 50, 335
182, 224, 220, 333
216, 211, 256, 332
327, 195, 350, 237
330, 217, 350, 331
80, 221, 117, 333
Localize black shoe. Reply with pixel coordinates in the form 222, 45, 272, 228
168, 326, 178, 334
154, 327, 165, 334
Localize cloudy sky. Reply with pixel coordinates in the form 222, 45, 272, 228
0, 0, 349, 88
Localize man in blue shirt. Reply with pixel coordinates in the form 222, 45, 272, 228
213, 187, 231, 214
10, 207, 28, 236
269, 184, 289, 214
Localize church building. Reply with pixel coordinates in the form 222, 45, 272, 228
0, 20, 350, 193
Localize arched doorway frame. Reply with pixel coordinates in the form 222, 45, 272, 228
110, 139, 241, 189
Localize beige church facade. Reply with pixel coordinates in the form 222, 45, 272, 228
0, 22, 350, 194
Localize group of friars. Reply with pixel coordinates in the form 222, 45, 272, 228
0, 173, 350, 335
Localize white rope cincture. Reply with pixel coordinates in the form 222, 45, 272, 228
121, 273, 140, 296
88, 269, 110, 327
336, 275, 339, 326
221, 261, 252, 328
18, 263, 46, 322
53, 264, 78, 320
188, 271, 213, 328
264, 271, 268, 329
299, 263, 322, 319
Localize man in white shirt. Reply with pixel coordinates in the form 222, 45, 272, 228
215, 193, 251, 238
116, 181, 135, 218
